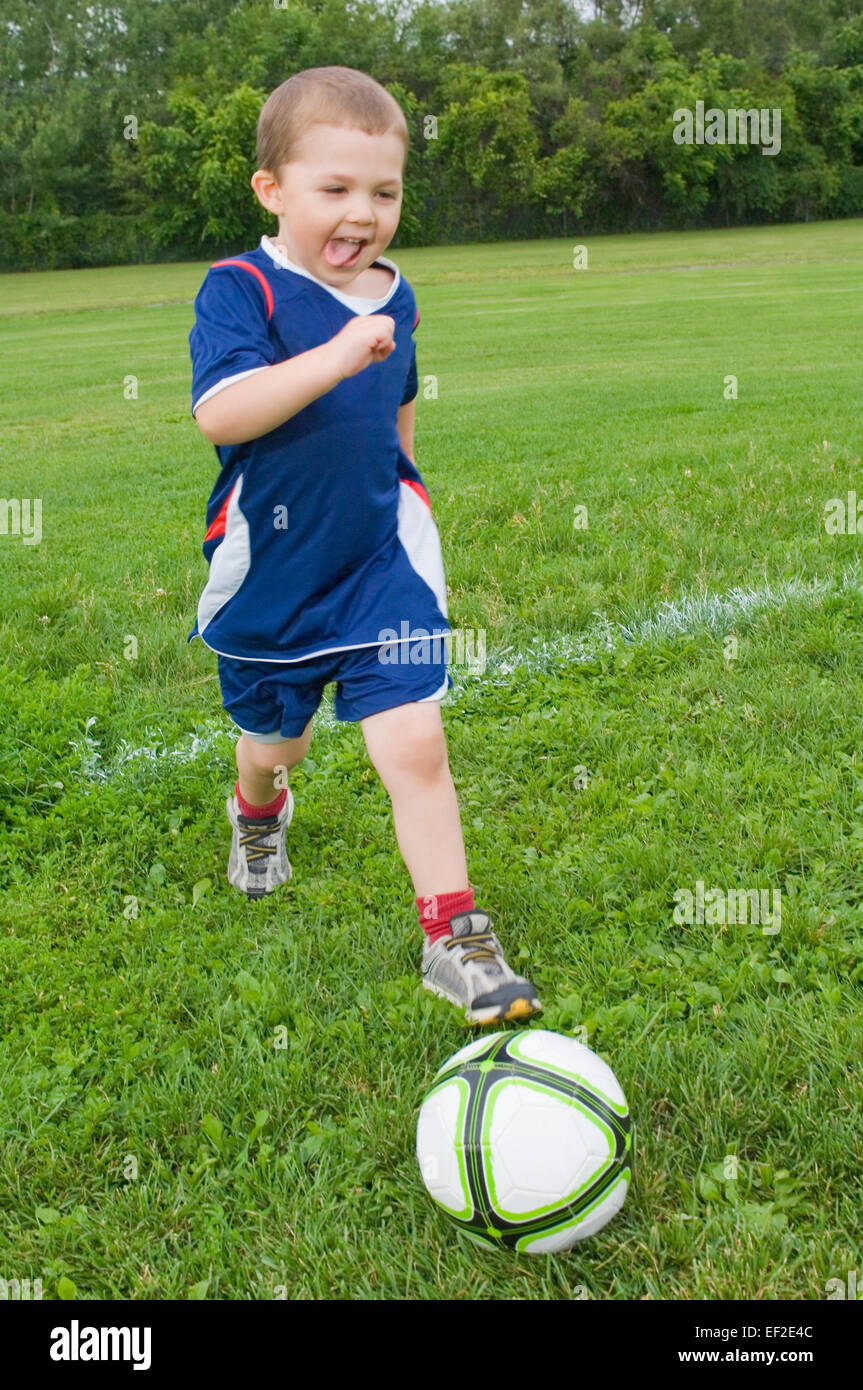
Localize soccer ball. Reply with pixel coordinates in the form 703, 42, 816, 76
416, 1029, 632, 1254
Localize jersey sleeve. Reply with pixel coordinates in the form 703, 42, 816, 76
400, 307, 420, 406
189, 262, 276, 417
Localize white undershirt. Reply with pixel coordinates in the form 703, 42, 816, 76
260, 234, 399, 314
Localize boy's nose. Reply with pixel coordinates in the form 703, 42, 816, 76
344, 196, 377, 226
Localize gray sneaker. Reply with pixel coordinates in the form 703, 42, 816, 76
226, 786, 294, 899
421, 910, 542, 1025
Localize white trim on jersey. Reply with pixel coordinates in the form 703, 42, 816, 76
198, 474, 251, 634
192, 365, 269, 416
396, 480, 449, 620
197, 635, 449, 665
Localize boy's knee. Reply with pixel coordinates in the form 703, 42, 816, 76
379, 725, 448, 783
240, 722, 312, 772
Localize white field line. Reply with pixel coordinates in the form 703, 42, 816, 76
69, 567, 862, 783
485, 565, 862, 678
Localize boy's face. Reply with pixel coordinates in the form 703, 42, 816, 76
252, 123, 404, 285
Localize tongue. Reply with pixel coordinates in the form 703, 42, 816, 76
324, 238, 361, 267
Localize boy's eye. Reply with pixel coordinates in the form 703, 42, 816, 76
323, 187, 397, 198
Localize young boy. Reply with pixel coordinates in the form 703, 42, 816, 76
187, 65, 540, 1026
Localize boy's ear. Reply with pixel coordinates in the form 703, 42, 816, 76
251, 168, 284, 214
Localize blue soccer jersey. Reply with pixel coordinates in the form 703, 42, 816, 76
187, 234, 449, 663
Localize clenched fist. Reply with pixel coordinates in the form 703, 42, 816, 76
328, 314, 396, 381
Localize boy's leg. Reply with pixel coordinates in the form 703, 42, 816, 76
217, 646, 325, 898
359, 700, 467, 897
225, 720, 314, 899
360, 699, 540, 1024
235, 718, 314, 807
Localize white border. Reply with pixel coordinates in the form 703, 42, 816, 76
192, 365, 269, 416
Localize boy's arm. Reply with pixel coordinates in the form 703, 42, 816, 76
195, 344, 343, 446
190, 282, 394, 444
397, 397, 416, 462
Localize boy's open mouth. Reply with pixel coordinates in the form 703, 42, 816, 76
323, 236, 367, 268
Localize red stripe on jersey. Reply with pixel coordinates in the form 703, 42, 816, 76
413, 309, 420, 329
204, 482, 237, 541
210, 259, 274, 320
402, 477, 431, 511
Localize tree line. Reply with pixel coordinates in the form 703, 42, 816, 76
1, 0, 862, 270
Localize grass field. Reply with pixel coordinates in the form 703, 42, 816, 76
1, 220, 862, 1300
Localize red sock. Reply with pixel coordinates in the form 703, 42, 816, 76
416, 887, 476, 945
234, 780, 287, 819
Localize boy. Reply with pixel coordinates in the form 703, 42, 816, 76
187, 65, 540, 1026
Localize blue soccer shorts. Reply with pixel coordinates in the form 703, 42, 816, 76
217, 637, 454, 741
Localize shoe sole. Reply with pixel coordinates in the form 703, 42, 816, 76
422, 977, 542, 1026
243, 881, 288, 900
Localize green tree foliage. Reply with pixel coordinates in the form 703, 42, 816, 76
138, 86, 270, 254
428, 67, 539, 237
1, 0, 862, 268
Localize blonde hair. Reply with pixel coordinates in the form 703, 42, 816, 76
256, 66, 409, 175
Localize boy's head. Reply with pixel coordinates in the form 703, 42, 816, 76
251, 66, 408, 285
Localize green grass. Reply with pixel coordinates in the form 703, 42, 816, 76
1, 219, 861, 1300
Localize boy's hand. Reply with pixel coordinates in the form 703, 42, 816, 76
328, 314, 396, 381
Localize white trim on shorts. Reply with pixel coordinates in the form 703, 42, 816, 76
415, 674, 450, 703
235, 725, 288, 743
